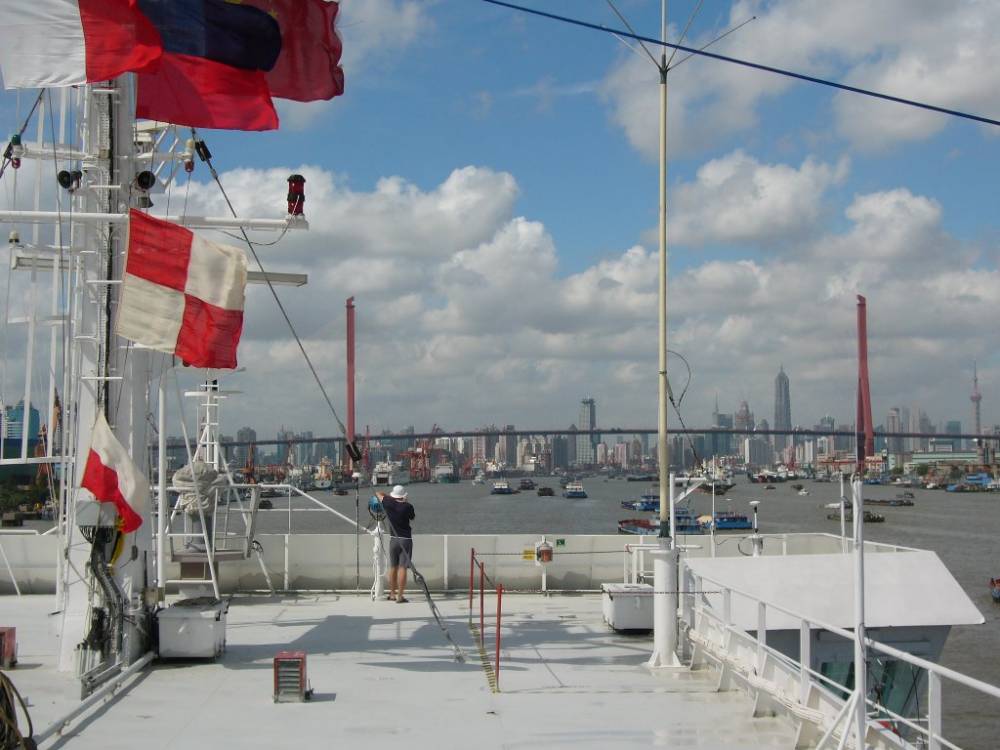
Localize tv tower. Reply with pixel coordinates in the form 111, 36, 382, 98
971, 361, 982, 437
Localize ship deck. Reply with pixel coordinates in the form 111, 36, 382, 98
4, 593, 801, 749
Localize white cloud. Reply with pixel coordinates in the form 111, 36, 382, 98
601, 0, 1000, 156
669, 150, 848, 246
155, 158, 1000, 437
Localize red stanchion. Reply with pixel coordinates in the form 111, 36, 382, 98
479, 561, 485, 647
495, 583, 503, 690
469, 548, 476, 617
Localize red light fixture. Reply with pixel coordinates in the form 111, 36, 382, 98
287, 174, 305, 216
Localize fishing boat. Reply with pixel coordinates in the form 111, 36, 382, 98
490, 480, 514, 495
563, 482, 587, 498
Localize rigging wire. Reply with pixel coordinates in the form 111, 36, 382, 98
480, 0, 1000, 129
189, 128, 349, 438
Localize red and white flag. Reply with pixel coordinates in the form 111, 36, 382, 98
0, 0, 160, 89
80, 412, 148, 533
117, 210, 248, 369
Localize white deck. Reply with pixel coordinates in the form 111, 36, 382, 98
4, 593, 800, 749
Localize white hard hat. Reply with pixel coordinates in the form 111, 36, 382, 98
390, 484, 408, 499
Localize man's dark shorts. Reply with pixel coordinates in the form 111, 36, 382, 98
389, 537, 413, 568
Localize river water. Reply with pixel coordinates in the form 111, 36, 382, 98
257, 476, 997, 748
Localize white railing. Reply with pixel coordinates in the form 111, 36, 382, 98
623, 533, 914, 585
685, 569, 1000, 750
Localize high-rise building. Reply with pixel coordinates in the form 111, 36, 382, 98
773, 366, 791, 451
734, 401, 754, 432
501, 426, 517, 468
945, 420, 962, 451
235, 426, 257, 467
566, 425, 577, 465
1, 400, 40, 441
576, 398, 597, 465
551, 435, 569, 469
886, 408, 903, 457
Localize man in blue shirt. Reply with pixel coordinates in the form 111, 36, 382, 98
378, 485, 415, 603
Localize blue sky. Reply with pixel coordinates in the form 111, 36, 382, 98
2, 0, 999, 436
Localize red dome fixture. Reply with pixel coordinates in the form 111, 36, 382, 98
287, 174, 305, 216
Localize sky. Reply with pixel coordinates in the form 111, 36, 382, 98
2, 0, 1000, 439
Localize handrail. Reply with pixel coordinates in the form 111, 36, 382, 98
688, 567, 1000, 750
469, 548, 504, 692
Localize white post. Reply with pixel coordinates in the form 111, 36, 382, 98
710, 480, 716, 557
283, 533, 290, 592
852, 477, 867, 747
648, 543, 680, 668
372, 520, 386, 600
757, 601, 766, 673
927, 670, 942, 750
839, 472, 847, 552
799, 619, 811, 705
157, 378, 167, 596
442, 534, 448, 591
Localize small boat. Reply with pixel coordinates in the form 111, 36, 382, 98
864, 497, 914, 507
792, 484, 804, 491
618, 507, 702, 534
698, 480, 736, 494
519, 478, 536, 491
491, 480, 514, 495
765, 484, 776, 490
333, 488, 349, 496
704, 510, 752, 531
563, 482, 587, 498
537, 486, 555, 497
829, 510, 885, 523
798, 489, 809, 496
991, 578, 1000, 602
620, 491, 660, 512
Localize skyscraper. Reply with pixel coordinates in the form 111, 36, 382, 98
773, 366, 791, 451
577, 398, 597, 465
734, 401, 754, 432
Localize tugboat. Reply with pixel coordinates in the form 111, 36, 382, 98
519, 478, 537, 491
563, 482, 587, 498
536, 486, 555, 497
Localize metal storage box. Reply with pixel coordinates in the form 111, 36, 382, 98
157, 599, 227, 659
601, 583, 653, 632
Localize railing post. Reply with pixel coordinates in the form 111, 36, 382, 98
283, 533, 290, 592
927, 671, 942, 750
479, 561, 485, 647
723, 587, 732, 626
495, 583, 503, 691
757, 601, 766, 673
469, 548, 475, 617
799, 619, 811, 705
